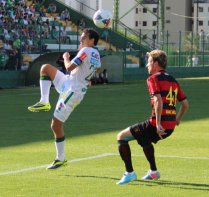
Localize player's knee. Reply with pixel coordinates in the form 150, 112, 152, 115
51, 121, 60, 132
117, 131, 134, 141
117, 127, 132, 140
117, 132, 123, 141
40, 64, 51, 74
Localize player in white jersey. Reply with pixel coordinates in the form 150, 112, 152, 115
28, 28, 101, 169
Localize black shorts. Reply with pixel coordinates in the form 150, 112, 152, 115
130, 120, 173, 147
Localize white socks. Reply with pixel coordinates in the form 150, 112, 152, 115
39, 79, 51, 103
55, 141, 65, 161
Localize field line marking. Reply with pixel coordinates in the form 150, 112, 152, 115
1, 152, 209, 176
153, 154, 209, 160
0, 153, 113, 176
0, 164, 49, 176
69, 153, 113, 163
99, 153, 209, 160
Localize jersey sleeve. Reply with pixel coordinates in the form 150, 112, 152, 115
147, 76, 160, 96
71, 48, 88, 66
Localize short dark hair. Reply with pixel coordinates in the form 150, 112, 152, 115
83, 28, 100, 46
146, 50, 167, 69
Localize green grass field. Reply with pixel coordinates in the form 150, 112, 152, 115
0, 77, 209, 197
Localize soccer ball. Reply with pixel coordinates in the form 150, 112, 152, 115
93, 9, 112, 28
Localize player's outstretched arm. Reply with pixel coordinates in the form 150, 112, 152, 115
176, 99, 189, 126
153, 94, 166, 139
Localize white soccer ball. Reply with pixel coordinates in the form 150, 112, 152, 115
93, 9, 112, 28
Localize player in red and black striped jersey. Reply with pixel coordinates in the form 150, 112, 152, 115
116, 50, 189, 185
147, 70, 186, 131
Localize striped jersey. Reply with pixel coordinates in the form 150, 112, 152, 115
147, 70, 186, 130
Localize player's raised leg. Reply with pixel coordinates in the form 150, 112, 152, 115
28, 64, 57, 112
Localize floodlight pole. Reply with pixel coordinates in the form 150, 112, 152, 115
196, 0, 199, 34
159, 0, 165, 46
113, 0, 119, 31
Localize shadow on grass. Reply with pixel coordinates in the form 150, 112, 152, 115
1, 79, 209, 148
62, 174, 209, 191
0, 85, 147, 148
134, 180, 209, 192
63, 174, 119, 181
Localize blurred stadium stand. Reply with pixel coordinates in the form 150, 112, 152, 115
0, 0, 209, 88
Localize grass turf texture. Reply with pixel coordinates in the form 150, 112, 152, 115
0, 77, 209, 197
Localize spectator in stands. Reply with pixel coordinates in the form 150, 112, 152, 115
42, 21, 50, 39
34, 1, 41, 13
50, 17, 59, 26
0, 16, 4, 27
186, 55, 192, 67
34, 35, 47, 52
127, 42, 133, 51
3, 26, 10, 41
0, 50, 8, 70
48, 3, 57, 14
51, 25, 59, 43
45, 18, 50, 26
91, 71, 100, 85
60, 8, 70, 21
60, 26, 71, 44
0, 25, 3, 40
13, 34, 21, 49
63, 18, 71, 28
22, 25, 29, 38
21, 38, 27, 52
28, 21, 36, 38
23, 15, 29, 26
192, 55, 198, 67
60, 10, 65, 21
29, 4, 36, 16
3, 40, 12, 52
78, 17, 86, 30
13, 36, 22, 70
99, 69, 108, 84
37, 5, 46, 17
26, 36, 36, 53
36, 15, 43, 25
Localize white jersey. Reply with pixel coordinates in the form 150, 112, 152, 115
69, 47, 101, 94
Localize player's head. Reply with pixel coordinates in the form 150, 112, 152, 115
80, 28, 99, 47
146, 50, 167, 69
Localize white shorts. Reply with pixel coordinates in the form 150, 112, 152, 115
53, 70, 84, 122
